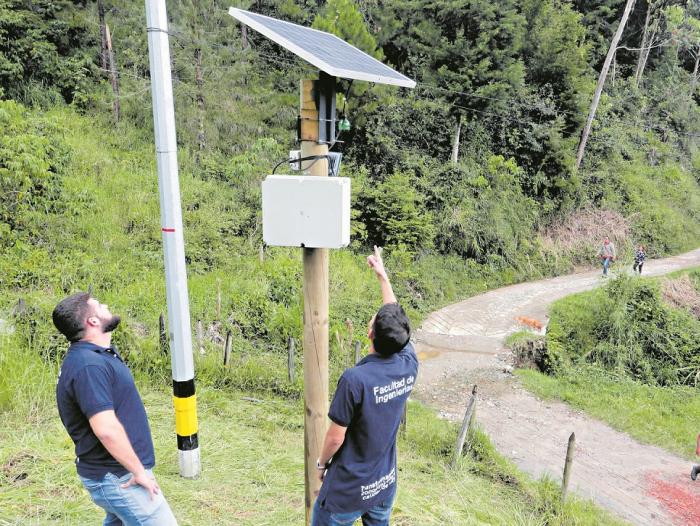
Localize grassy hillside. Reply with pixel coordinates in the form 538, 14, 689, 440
517, 269, 700, 457
0, 102, 569, 402
2, 100, 700, 402
0, 347, 623, 525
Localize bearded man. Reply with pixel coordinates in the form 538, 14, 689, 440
53, 293, 177, 525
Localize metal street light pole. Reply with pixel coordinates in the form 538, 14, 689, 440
145, 0, 200, 478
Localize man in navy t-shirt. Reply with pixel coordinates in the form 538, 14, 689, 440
313, 246, 419, 526
53, 293, 177, 525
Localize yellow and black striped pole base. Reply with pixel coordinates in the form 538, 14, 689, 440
173, 379, 200, 478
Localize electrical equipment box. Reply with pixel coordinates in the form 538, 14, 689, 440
262, 175, 351, 248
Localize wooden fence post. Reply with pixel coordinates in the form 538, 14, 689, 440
561, 432, 576, 500
335, 330, 343, 366
400, 402, 407, 438
196, 320, 204, 355
216, 279, 222, 320
223, 331, 232, 366
288, 336, 295, 383
159, 313, 168, 355
354, 341, 361, 364
345, 319, 353, 367
452, 385, 478, 468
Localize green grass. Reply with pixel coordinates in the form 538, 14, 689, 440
513, 269, 700, 459
0, 337, 620, 525
517, 367, 700, 459
0, 354, 623, 525
505, 330, 545, 347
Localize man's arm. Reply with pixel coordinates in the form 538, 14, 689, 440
317, 422, 347, 483
89, 410, 160, 498
367, 245, 396, 304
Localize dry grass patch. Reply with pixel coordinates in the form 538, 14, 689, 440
540, 208, 633, 266
662, 275, 700, 318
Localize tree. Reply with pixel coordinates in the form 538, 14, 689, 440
312, 0, 383, 59
576, 0, 637, 170
0, 0, 95, 102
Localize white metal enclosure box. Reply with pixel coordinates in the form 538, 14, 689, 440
262, 175, 351, 248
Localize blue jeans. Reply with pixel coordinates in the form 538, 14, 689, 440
79, 470, 178, 526
311, 491, 395, 526
602, 257, 612, 275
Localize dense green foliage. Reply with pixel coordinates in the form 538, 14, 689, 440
0, 0, 94, 102
546, 273, 700, 386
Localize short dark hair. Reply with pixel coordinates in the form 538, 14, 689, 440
372, 303, 411, 356
52, 292, 92, 342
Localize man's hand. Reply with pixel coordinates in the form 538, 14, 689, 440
367, 245, 388, 282
121, 470, 160, 500
367, 245, 397, 304
314, 463, 326, 497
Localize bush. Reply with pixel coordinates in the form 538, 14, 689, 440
547, 273, 700, 386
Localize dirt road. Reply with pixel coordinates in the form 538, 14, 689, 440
413, 248, 700, 525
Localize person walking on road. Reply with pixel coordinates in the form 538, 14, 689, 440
312, 246, 419, 526
53, 293, 178, 526
598, 237, 616, 277
633, 245, 646, 274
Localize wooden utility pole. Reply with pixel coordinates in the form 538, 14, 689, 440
300, 78, 330, 525
105, 23, 121, 123
575, 0, 636, 170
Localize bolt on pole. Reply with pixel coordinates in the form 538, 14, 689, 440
145, 0, 200, 478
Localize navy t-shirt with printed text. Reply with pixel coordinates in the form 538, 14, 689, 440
317, 342, 419, 513
56, 341, 155, 479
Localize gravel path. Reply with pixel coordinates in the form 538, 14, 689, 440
413, 248, 700, 525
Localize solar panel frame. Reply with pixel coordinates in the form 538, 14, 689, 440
228, 7, 416, 88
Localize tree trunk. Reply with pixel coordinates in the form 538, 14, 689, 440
612, 51, 616, 87
692, 49, 700, 89
575, 0, 636, 171
635, 0, 654, 87
194, 47, 206, 151
451, 116, 462, 164
105, 24, 120, 123
242, 24, 249, 50
98, 0, 108, 71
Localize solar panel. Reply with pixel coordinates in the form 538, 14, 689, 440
228, 8, 416, 88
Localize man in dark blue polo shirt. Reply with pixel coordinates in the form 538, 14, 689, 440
54, 293, 177, 525
313, 246, 419, 526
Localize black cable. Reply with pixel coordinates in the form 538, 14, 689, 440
272, 154, 335, 175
